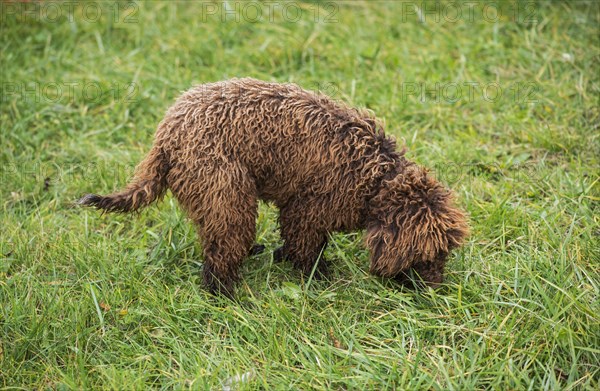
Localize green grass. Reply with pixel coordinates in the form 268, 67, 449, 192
1, 0, 599, 389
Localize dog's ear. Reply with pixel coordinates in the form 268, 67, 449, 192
366, 166, 469, 277
366, 222, 412, 277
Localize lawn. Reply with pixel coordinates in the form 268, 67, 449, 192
1, 0, 599, 389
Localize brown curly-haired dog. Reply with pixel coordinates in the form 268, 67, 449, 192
79, 78, 468, 297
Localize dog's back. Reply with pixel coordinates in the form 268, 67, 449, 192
155, 78, 399, 207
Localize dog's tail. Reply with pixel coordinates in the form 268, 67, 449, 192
78, 146, 169, 213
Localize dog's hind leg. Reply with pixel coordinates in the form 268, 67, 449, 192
195, 163, 258, 297
277, 197, 330, 279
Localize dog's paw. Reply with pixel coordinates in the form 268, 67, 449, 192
311, 260, 331, 280
273, 246, 286, 263
249, 244, 266, 256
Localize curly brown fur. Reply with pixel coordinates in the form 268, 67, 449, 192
79, 78, 469, 296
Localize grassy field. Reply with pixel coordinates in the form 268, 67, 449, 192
1, 0, 599, 389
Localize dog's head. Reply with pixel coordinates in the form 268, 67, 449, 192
366, 165, 469, 277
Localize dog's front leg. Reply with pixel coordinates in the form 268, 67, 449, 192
277, 197, 330, 279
